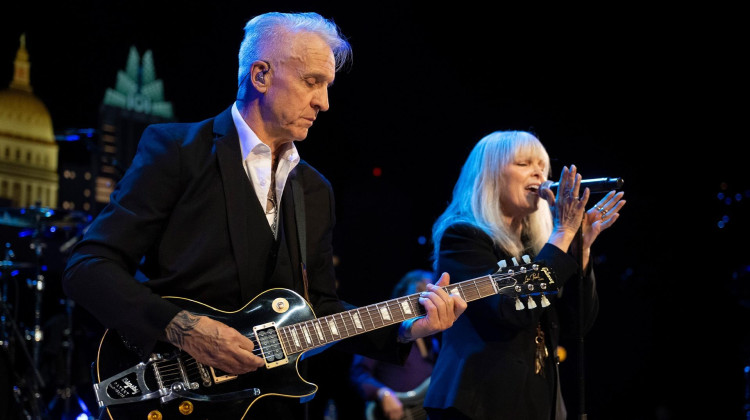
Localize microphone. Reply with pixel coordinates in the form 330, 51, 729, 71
540, 177, 624, 194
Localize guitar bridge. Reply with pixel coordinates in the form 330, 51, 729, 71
253, 322, 288, 368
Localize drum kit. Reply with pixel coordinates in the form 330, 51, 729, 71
0, 204, 96, 420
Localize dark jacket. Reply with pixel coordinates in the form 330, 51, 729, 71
62, 106, 405, 361
424, 223, 599, 420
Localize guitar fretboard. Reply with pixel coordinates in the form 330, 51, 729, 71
277, 272, 516, 356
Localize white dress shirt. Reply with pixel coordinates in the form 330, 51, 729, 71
231, 103, 300, 234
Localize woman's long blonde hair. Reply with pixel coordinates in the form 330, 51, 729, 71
432, 131, 553, 267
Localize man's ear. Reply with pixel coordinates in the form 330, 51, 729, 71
251, 60, 271, 92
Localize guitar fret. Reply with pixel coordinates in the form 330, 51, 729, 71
392, 299, 406, 322
363, 305, 377, 331
317, 317, 329, 342
447, 285, 461, 301
346, 311, 359, 335
349, 311, 359, 333
488, 275, 500, 294
352, 307, 364, 331
480, 277, 496, 297
399, 297, 413, 317
322, 316, 335, 341
311, 321, 322, 347
321, 318, 334, 343
352, 311, 364, 331
363, 306, 376, 330
376, 304, 388, 327
338, 313, 351, 337
379, 303, 392, 322
279, 327, 291, 354
471, 280, 482, 300
391, 298, 405, 322
409, 295, 423, 315
370, 304, 382, 329
291, 326, 301, 349
312, 320, 325, 342
460, 281, 475, 301
327, 317, 339, 337
292, 324, 305, 349
475, 278, 488, 300
302, 322, 314, 347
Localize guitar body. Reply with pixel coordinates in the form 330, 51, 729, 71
96, 289, 318, 420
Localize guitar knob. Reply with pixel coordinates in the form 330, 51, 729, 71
179, 400, 194, 415
515, 297, 525, 311
497, 259, 508, 269
540, 294, 551, 307
511, 257, 519, 266
148, 410, 163, 420
522, 255, 531, 264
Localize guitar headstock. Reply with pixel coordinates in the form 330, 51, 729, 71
493, 255, 558, 310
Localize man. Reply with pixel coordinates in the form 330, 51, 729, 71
62, 11, 466, 419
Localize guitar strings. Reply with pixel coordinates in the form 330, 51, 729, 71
275, 276, 510, 354
169, 274, 529, 371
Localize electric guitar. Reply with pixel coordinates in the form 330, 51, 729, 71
365, 377, 431, 420
93, 259, 556, 419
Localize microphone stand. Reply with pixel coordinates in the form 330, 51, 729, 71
575, 224, 587, 420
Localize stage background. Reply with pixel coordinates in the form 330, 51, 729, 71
1, 2, 746, 419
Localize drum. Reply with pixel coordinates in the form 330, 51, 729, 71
1, 206, 93, 419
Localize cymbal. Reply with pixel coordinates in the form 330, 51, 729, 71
0, 207, 90, 229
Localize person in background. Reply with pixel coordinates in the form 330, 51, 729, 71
62, 11, 466, 419
423, 131, 625, 420
351, 269, 439, 420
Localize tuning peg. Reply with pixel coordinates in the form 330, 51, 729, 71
540, 294, 551, 307
515, 297, 525, 311
511, 257, 519, 266
497, 260, 508, 269
526, 296, 537, 309
522, 255, 531, 264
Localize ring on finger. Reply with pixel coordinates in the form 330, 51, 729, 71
596, 205, 605, 212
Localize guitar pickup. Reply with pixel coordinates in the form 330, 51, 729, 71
253, 322, 288, 369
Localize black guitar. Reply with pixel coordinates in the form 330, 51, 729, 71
94, 260, 556, 419
365, 377, 431, 420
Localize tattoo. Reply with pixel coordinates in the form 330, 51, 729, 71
165, 310, 200, 349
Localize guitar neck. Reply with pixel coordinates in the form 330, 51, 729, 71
277, 271, 517, 357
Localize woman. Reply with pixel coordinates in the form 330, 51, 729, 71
423, 131, 625, 420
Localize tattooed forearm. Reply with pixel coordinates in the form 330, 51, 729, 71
165, 310, 201, 349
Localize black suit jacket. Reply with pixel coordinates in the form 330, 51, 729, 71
424, 223, 598, 420
63, 106, 405, 361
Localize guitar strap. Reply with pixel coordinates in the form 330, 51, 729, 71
291, 175, 310, 303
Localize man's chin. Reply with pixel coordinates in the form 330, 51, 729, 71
293, 128, 310, 141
